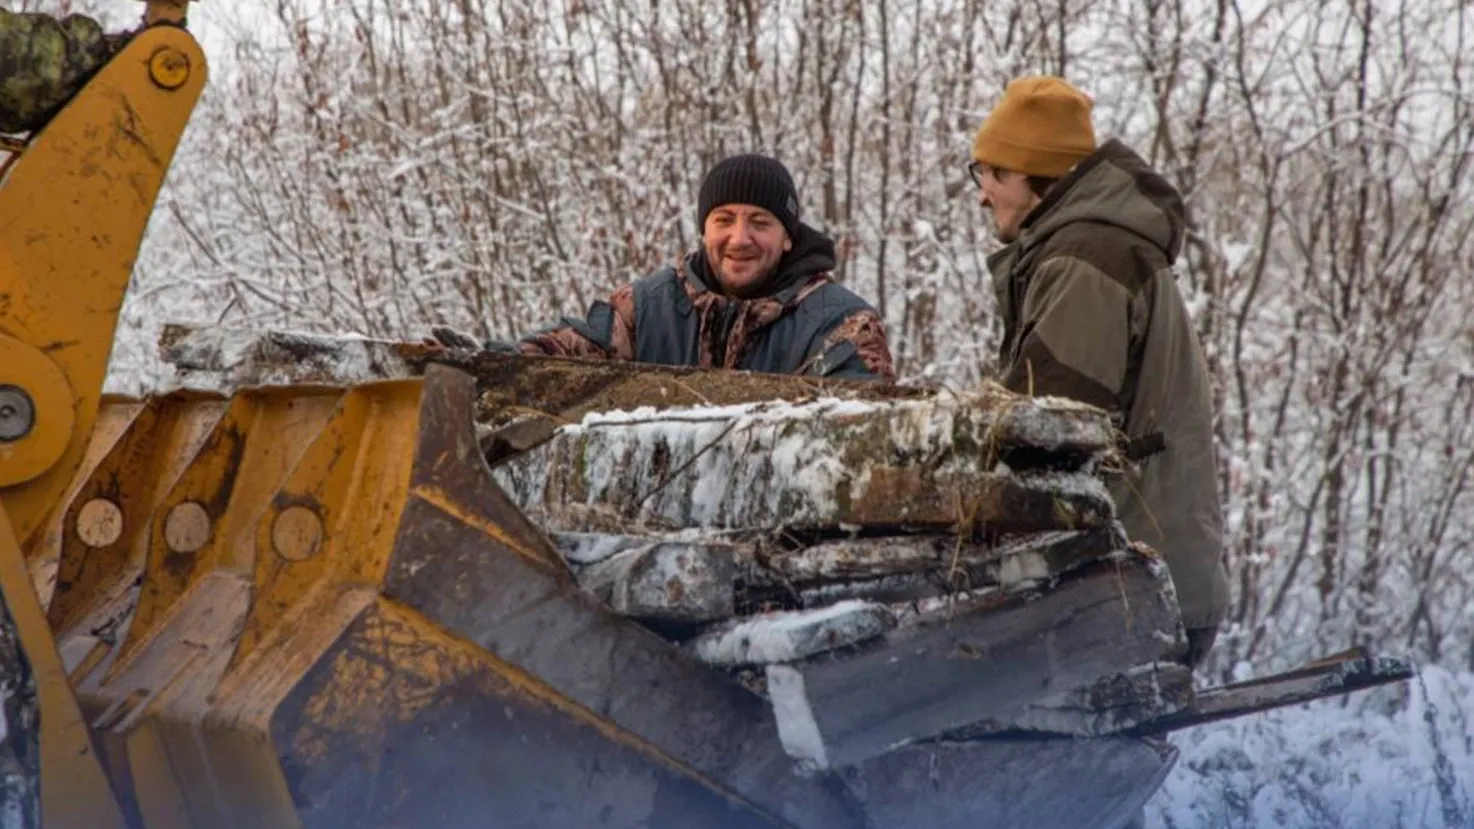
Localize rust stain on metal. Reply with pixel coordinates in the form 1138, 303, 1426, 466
50, 397, 227, 631
196, 422, 249, 519
291, 601, 470, 764
409, 483, 563, 574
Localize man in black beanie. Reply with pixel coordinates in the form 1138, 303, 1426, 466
487, 154, 894, 381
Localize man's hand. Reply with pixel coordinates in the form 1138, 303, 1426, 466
424, 325, 482, 350
422, 326, 522, 357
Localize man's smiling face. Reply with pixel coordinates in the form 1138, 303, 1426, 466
703, 204, 793, 297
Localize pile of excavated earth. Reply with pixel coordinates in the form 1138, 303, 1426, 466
489, 383, 1199, 768
163, 327, 1198, 770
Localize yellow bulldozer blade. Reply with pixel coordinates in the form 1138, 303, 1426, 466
28, 365, 853, 828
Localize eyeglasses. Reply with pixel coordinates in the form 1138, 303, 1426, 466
967, 160, 986, 188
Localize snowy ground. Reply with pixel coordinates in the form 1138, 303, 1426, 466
1147, 665, 1473, 829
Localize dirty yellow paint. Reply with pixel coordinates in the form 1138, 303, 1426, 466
291, 602, 467, 765
126, 720, 195, 829
117, 389, 341, 669
48, 396, 226, 634
233, 381, 421, 669
26, 399, 145, 605
6, 353, 781, 829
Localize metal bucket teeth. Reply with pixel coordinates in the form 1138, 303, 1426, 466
38, 365, 855, 829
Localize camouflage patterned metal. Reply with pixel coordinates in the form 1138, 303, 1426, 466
0, 11, 132, 134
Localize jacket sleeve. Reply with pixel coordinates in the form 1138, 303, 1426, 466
803, 310, 896, 383
0, 11, 131, 134
517, 283, 637, 361
1001, 254, 1133, 411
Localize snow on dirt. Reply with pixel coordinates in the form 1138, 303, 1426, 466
495, 395, 1113, 530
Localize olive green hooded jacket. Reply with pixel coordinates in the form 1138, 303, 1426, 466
989, 139, 1231, 631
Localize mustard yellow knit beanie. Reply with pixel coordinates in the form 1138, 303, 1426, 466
972, 76, 1097, 178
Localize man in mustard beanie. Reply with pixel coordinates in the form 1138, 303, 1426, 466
971, 76, 1231, 669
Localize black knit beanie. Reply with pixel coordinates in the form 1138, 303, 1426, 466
697, 154, 802, 240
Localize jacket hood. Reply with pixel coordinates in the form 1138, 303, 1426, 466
688, 222, 838, 301
1018, 139, 1187, 263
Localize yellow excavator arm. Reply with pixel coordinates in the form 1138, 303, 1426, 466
1, 3, 204, 826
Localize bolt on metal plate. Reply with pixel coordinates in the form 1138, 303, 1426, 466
0, 385, 36, 441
